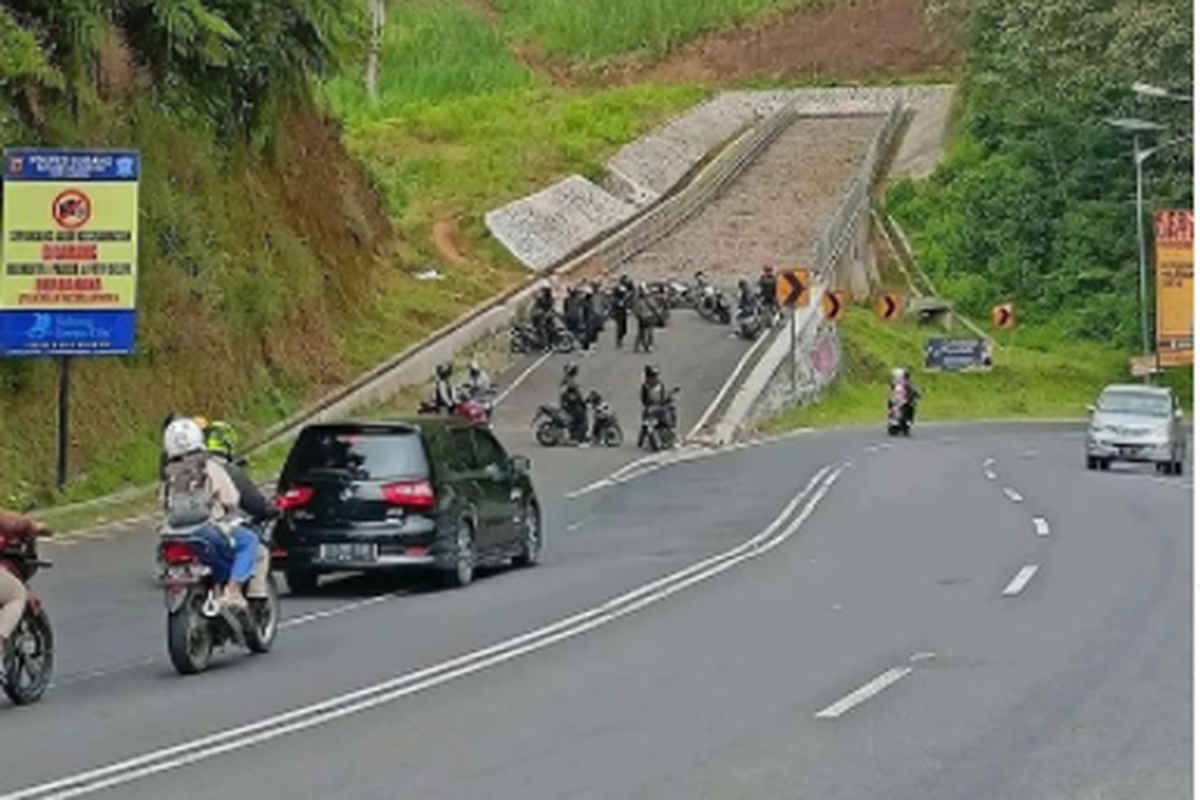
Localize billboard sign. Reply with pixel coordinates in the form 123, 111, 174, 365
1154, 209, 1193, 368
1, 148, 140, 356
924, 337, 994, 372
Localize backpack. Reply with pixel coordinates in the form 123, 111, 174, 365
163, 452, 215, 528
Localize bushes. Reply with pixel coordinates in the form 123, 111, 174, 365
888, 0, 1192, 352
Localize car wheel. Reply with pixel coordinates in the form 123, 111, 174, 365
513, 501, 542, 568
284, 570, 319, 596
1086, 456, 1097, 470
442, 519, 475, 588
1099, 459, 1111, 471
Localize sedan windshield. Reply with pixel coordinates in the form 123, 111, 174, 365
1097, 391, 1171, 417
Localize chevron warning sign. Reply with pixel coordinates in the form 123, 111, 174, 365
776, 269, 810, 307
875, 292, 903, 322
991, 302, 1015, 330
820, 290, 846, 321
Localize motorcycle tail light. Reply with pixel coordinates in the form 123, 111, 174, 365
162, 540, 199, 565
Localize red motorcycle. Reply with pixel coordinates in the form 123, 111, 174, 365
1, 527, 54, 705
417, 386, 495, 427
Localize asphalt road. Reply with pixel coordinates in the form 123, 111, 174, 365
0, 421, 1190, 800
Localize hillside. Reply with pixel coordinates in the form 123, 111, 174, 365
0, 0, 961, 507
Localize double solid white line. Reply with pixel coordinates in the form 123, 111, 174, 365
3, 465, 847, 800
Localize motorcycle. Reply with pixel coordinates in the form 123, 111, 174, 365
735, 304, 764, 340
157, 520, 281, 675
509, 314, 576, 355
532, 404, 575, 447
639, 388, 680, 452
587, 390, 624, 448
886, 387, 913, 437
648, 280, 693, 311
0, 528, 54, 705
417, 387, 493, 427
697, 290, 732, 325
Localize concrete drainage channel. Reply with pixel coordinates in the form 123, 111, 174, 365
42, 86, 947, 535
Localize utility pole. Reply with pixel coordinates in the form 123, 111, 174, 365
366, 0, 385, 101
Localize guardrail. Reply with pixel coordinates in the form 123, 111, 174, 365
703, 97, 909, 442
40, 98, 803, 522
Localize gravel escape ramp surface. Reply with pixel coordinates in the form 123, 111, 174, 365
620, 114, 886, 285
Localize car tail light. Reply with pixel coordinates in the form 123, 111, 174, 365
162, 540, 198, 565
382, 480, 435, 510
276, 486, 315, 511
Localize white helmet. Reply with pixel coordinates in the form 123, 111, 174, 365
163, 417, 205, 459
892, 367, 905, 381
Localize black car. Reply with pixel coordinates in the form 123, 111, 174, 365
271, 419, 542, 595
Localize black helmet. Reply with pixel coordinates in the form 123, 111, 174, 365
738, 278, 748, 289
563, 362, 579, 378
644, 365, 659, 381
436, 363, 452, 380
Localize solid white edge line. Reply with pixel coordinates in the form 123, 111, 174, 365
1002, 564, 1039, 597
686, 324, 774, 441
2, 466, 844, 800
1032, 517, 1050, 537
814, 666, 914, 719
492, 351, 554, 406
1003, 487, 1023, 503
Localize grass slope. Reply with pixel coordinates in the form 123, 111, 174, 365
762, 308, 1130, 432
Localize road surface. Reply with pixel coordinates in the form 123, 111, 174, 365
0, 421, 1189, 800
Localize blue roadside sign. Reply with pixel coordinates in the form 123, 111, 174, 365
924, 337, 993, 372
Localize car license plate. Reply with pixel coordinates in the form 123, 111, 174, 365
1118, 445, 1139, 456
319, 543, 378, 563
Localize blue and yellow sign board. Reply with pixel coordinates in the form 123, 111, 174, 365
1, 148, 140, 355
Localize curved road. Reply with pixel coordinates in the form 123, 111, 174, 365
0, 419, 1190, 799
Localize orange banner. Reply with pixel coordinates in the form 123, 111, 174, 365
1154, 210, 1193, 367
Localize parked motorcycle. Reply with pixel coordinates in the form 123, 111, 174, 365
532, 404, 574, 447
648, 280, 694, 310
157, 520, 280, 675
587, 390, 623, 448
639, 388, 680, 452
509, 314, 576, 355
0, 527, 54, 705
697, 290, 732, 325
735, 305, 764, 340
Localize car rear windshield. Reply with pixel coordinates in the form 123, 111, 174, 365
1098, 391, 1171, 417
284, 427, 429, 481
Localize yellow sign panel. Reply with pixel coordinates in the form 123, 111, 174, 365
2, 173, 139, 311
1154, 210, 1193, 367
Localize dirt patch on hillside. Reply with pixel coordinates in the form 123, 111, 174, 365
431, 217, 470, 266
544, 0, 960, 88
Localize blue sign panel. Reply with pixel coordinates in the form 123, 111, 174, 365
4, 149, 140, 182
924, 337, 993, 372
0, 310, 136, 356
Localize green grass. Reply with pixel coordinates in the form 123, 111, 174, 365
323, 0, 537, 126
762, 308, 1133, 432
495, 0, 824, 61
344, 83, 705, 236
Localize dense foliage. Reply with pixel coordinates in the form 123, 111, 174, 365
0, 0, 364, 134
891, 0, 1192, 349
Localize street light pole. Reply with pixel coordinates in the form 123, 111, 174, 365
1132, 132, 1151, 380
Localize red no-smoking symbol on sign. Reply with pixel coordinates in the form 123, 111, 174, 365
52, 189, 91, 229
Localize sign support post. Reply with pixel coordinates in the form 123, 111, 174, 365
56, 357, 70, 492
775, 268, 811, 395
789, 310, 798, 392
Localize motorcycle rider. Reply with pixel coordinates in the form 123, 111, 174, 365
639, 365, 676, 447
531, 286, 555, 348
201, 421, 274, 603
889, 367, 921, 425
560, 362, 589, 446
161, 417, 260, 611
758, 264, 778, 317
464, 360, 492, 397
0, 508, 47, 664
432, 362, 458, 413
737, 278, 759, 318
